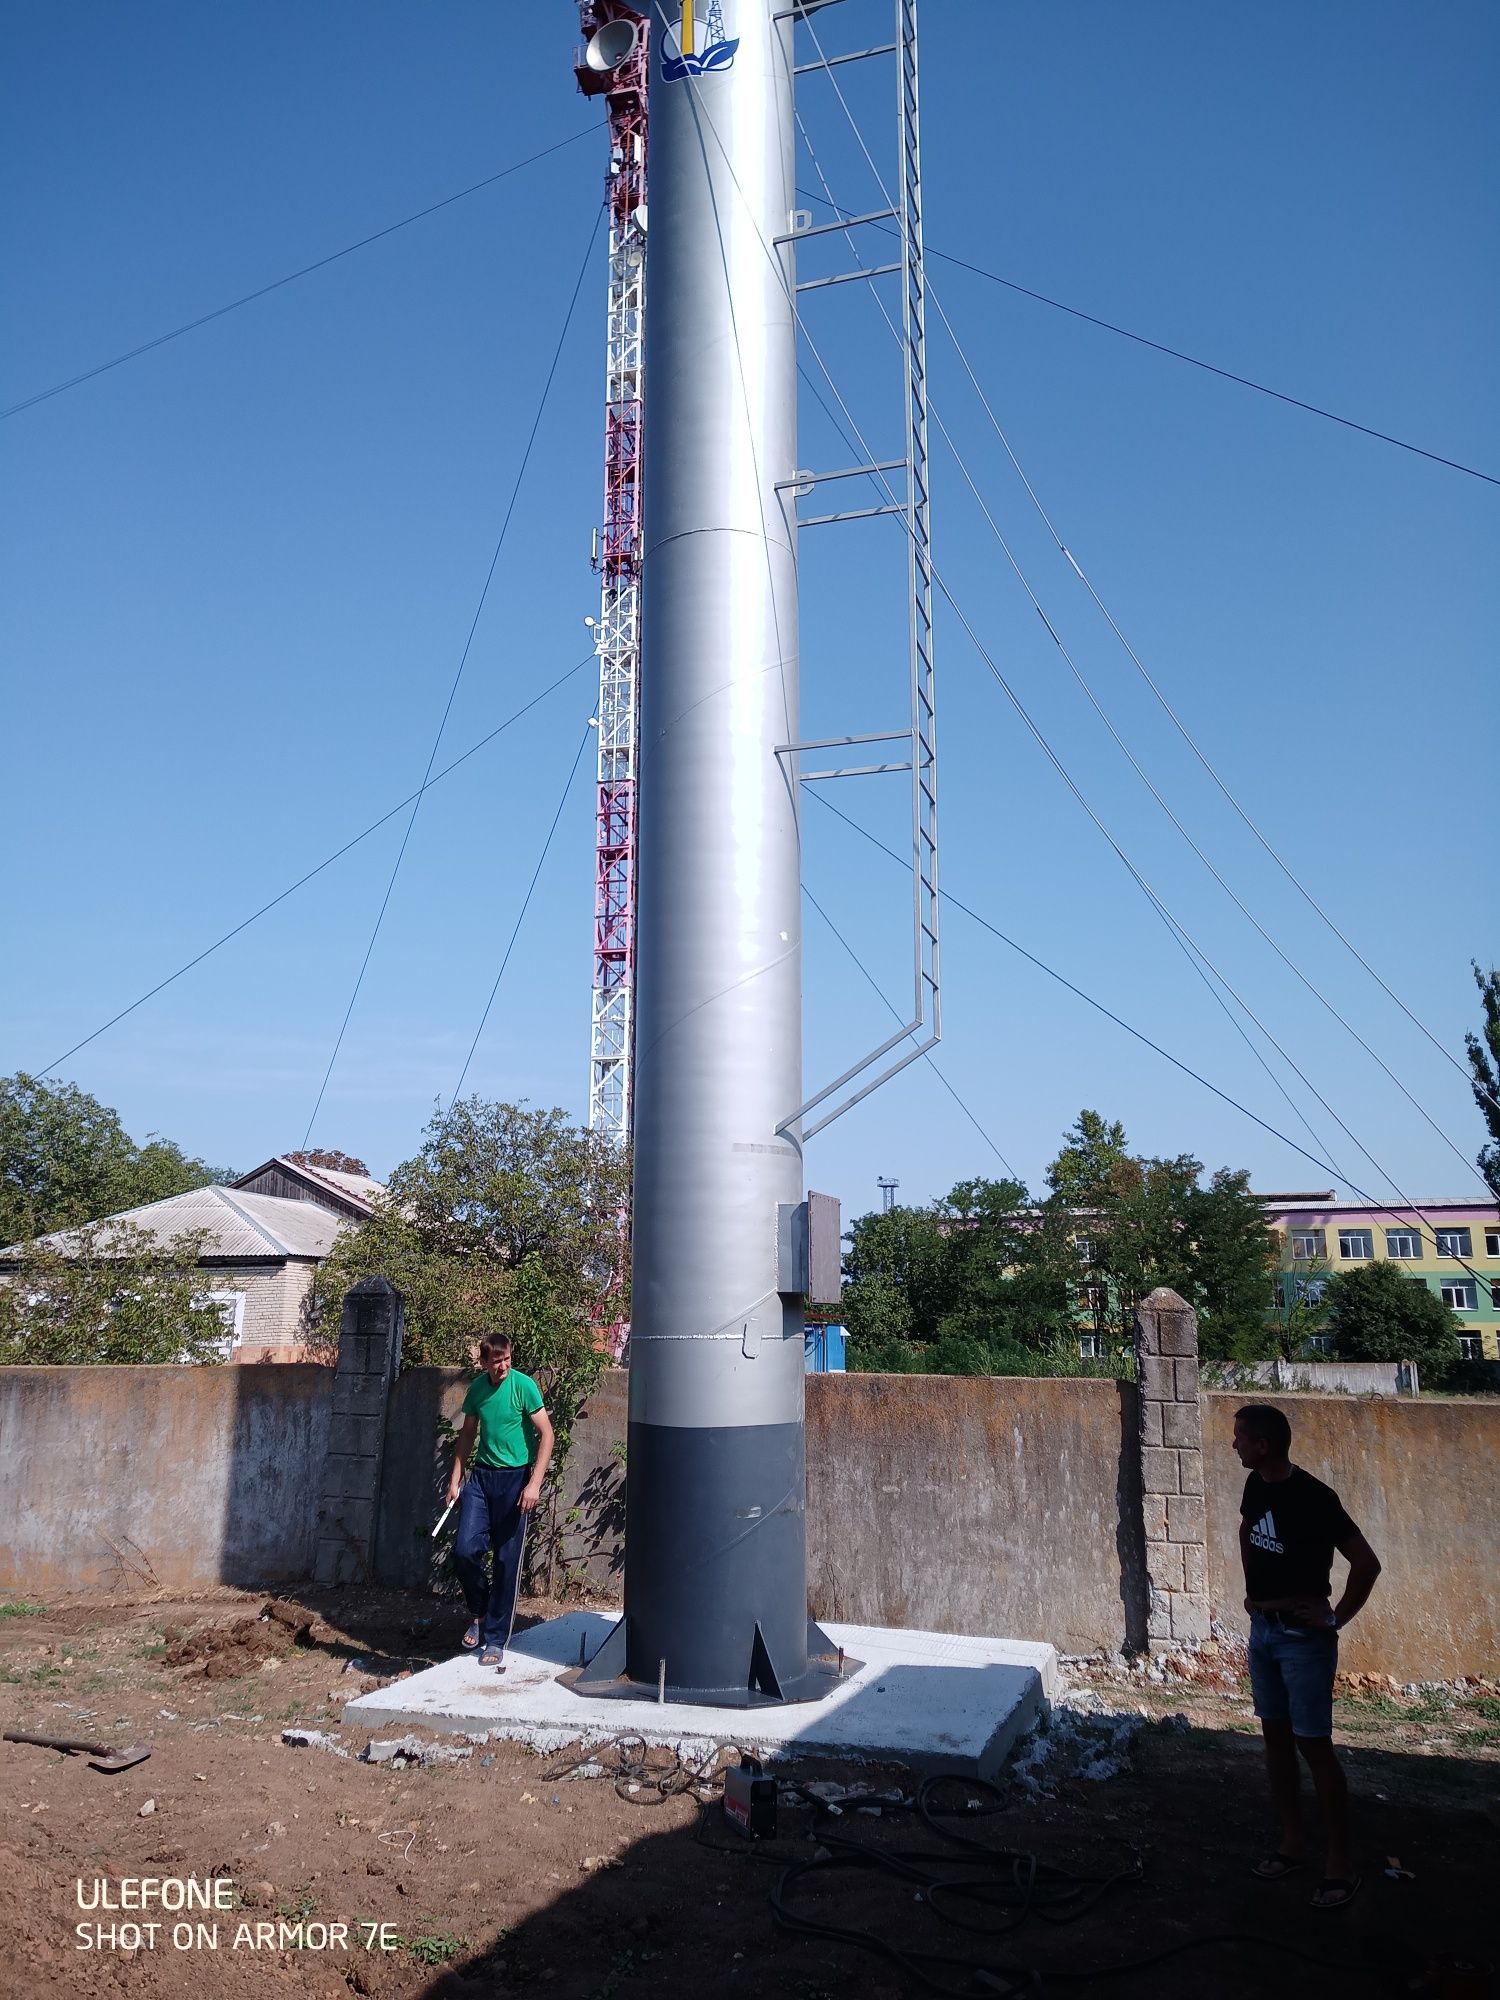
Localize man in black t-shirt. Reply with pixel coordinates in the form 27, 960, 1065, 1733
1233, 1404, 1382, 1913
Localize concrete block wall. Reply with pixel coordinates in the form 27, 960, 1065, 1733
313, 1278, 404, 1586
1134, 1288, 1209, 1645
2, 1286, 1497, 1681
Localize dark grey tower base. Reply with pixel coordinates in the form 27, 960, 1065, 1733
566, 1420, 857, 1706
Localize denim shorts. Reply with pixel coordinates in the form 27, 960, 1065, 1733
1248, 1611, 1338, 1738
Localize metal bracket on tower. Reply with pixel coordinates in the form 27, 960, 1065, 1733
780, 0, 938, 1143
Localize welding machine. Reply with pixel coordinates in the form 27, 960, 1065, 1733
723, 1754, 777, 1839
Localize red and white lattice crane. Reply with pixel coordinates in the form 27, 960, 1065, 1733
575, 4, 648, 1154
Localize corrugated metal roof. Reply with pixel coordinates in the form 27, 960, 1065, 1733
0, 1185, 349, 1262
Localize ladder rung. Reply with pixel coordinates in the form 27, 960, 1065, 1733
774, 206, 896, 245
798, 502, 905, 528
796, 262, 901, 293
801, 760, 912, 781
793, 42, 896, 73
776, 458, 905, 492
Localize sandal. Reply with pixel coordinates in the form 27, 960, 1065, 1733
1251, 1853, 1304, 1882
477, 1647, 506, 1671
1310, 1876, 1361, 1910
460, 1620, 482, 1651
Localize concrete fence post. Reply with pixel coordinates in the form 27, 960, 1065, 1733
313, 1277, 404, 1587
1133, 1286, 1209, 1645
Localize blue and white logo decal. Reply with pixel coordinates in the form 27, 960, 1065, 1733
662, 1, 739, 81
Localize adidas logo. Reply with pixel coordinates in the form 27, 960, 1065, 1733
1248, 1511, 1283, 1554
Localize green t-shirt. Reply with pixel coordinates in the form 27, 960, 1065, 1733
461, 1368, 545, 1470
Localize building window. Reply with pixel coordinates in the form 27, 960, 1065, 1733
1385, 1228, 1422, 1259
1492, 1283, 1500, 1310
1073, 1236, 1097, 1265
1441, 1280, 1476, 1311
1289, 1230, 1324, 1260
1338, 1229, 1373, 1261
1436, 1228, 1472, 1260
1078, 1333, 1105, 1359
1077, 1284, 1107, 1314
194, 1290, 245, 1361
1304, 1334, 1333, 1354
1486, 1230, 1500, 1258
1458, 1334, 1481, 1361
1276, 1273, 1327, 1308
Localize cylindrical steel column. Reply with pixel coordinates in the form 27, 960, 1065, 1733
620, 0, 819, 1703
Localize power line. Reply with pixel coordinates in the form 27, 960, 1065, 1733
1, 127, 599, 421
809, 44, 1493, 1111
803, 284, 1473, 1243
812, 790, 1495, 1289
789, 82, 1478, 1187
449, 715, 597, 1104
36, 657, 593, 1077
801, 882, 1019, 1180
921, 280, 1500, 1122
926, 392, 1477, 1182
301, 199, 605, 1147
791, 255, 1357, 1189
788, 181, 1498, 489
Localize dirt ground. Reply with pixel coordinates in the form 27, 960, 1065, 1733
1, 1586, 1495, 2000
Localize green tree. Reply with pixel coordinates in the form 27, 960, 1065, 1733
311, 1098, 631, 1586
1323, 1259, 1461, 1380
1268, 1257, 1333, 1361
0, 1073, 225, 1246
842, 1202, 958, 1346
1464, 961, 1500, 1201
842, 1178, 1076, 1371
1187, 1169, 1280, 1359
1046, 1111, 1133, 1209
1042, 1117, 1275, 1361
0, 1222, 233, 1365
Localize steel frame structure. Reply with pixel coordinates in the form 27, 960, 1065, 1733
778, 0, 939, 1141
577, 6, 650, 1148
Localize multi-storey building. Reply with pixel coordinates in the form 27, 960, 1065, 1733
1261, 1192, 1500, 1361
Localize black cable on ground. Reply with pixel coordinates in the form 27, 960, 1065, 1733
543, 1749, 1376, 1991
764, 1772, 1376, 1996
541, 1733, 725, 1806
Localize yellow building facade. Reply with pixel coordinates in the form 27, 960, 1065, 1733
1262, 1193, 1500, 1361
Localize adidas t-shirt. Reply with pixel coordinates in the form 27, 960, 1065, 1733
1240, 1466, 1356, 1603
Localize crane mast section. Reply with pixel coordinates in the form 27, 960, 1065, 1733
579, 10, 650, 1144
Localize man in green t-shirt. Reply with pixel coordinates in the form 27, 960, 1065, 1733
445, 1332, 554, 1669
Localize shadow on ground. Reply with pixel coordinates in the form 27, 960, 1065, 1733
410, 1726, 1496, 2000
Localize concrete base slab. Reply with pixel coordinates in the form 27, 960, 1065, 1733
342, 1614, 1055, 1781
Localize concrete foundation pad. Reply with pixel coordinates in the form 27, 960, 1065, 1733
342, 1613, 1056, 1781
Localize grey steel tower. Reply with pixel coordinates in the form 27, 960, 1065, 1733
576, 0, 834, 1705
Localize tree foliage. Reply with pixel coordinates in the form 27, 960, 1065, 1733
311, 1098, 631, 1585
0, 1222, 234, 1365
1323, 1259, 1461, 1379
0, 1073, 226, 1246
841, 1110, 1276, 1374
285, 1147, 370, 1175
1465, 960, 1500, 1201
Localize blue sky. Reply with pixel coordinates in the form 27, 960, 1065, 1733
2, 0, 1495, 1223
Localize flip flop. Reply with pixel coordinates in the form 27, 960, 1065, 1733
461, 1620, 482, 1651
477, 1648, 506, 1671
1251, 1853, 1304, 1882
1310, 1876, 1361, 1910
